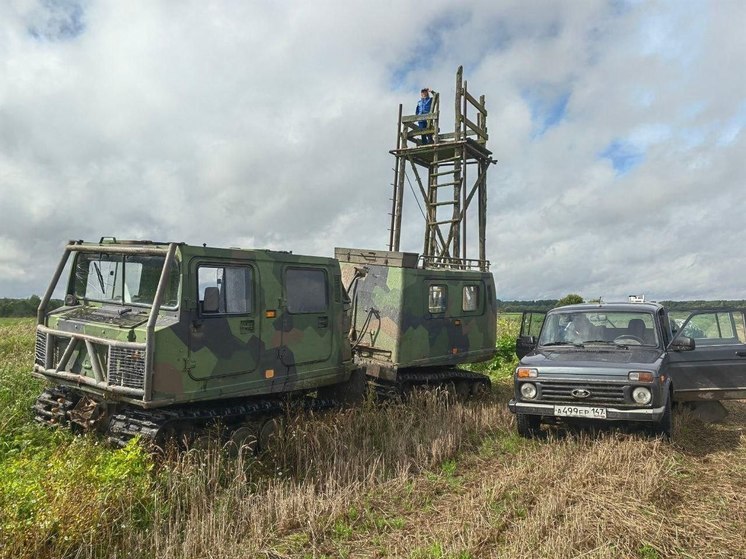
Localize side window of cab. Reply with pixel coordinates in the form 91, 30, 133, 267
198, 265, 253, 315
462, 285, 480, 313
428, 285, 447, 314
285, 268, 328, 313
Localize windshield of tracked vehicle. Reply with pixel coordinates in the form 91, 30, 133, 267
73, 253, 180, 308
538, 310, 659, 347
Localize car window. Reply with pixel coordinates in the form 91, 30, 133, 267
679, 311, 746, 345
538, 310, 658, 346
521, 312, 545, 338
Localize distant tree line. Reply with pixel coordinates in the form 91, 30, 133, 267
497, 300, 559, 312
659, 300, 746, 310
0, 296, 63, 317
498, 294, 584, 312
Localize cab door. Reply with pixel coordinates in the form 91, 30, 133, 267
666, 309, 746, 400
279, 266, 333, 366
516, 311, 546, 358
188, 261, 260, 379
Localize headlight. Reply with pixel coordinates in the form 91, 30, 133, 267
632, 386, 652, 405
520, 382, 537, 400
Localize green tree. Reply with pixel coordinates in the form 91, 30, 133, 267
555, 294, 584, 307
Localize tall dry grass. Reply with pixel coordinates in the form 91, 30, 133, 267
70, 396, 745, 559
72, 391, 513, 559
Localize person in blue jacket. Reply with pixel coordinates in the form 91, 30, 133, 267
416, 88, 434, 144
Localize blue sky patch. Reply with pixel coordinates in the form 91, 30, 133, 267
28, 0, 85, 42
522, 87, 571, 138
599, 139, 645, 174
388, 9, 472, 90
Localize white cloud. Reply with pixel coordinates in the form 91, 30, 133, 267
0, 0, 744, 302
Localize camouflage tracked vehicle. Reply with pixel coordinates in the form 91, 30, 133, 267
33, 239, 360, 446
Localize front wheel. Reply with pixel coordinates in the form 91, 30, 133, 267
653, 393, 672, 440
516, 413, 541, 438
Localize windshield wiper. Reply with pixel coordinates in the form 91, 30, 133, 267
541, 342, 584, 348
581, 339, 633, 349
93, 261, 106, 294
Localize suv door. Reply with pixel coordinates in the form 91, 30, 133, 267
516, 311, 546, 358
666, 309, 746, 400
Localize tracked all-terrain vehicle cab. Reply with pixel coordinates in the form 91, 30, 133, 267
33, 239, 356, 445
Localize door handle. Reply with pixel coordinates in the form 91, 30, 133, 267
318, 316, 329, 328
736, 351, 746, 357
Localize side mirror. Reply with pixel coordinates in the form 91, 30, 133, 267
669, 336, 695, 351
516, 335, 537, 359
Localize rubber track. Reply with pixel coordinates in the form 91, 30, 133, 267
34, 385, 338, 448
369, 368, 491, 398
33, 386, 81, 427
106, 396, 338, 447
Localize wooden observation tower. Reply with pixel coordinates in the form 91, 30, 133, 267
388, 66, 494, 272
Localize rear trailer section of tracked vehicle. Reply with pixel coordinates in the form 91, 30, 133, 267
32, 239, 358, 446
337, 247, 496, 396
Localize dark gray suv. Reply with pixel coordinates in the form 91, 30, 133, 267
509, 302, 746, 438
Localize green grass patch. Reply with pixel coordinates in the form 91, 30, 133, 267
468, 313, 521, 381
0, 319, 156, 559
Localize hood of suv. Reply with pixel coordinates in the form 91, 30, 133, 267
523, 345, 663, 368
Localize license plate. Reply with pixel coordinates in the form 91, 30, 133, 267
554, 405, 607, 419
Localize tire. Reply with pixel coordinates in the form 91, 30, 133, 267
653, 392, 672, 440
516, 413, 541, 438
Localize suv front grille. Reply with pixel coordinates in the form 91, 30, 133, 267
538, 381, 627, 405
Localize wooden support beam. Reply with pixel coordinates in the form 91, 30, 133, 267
464, 90, 487, 115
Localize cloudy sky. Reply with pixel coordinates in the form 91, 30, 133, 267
1, 0, 744, 301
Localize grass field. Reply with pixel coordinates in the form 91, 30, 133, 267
0, 316, 744, 558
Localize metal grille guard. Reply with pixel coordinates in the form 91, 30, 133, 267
34, 325, 147, 397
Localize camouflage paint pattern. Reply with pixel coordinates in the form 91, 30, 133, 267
36, 241, 354, 408
337, 248, 497, 371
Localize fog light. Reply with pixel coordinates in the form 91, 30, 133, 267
520, 382, 537, 400
632, 387, 652, 405
516, 367, 538, 379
